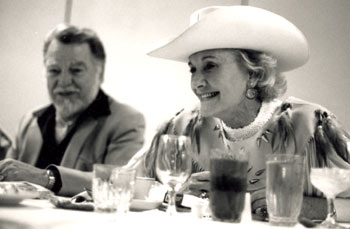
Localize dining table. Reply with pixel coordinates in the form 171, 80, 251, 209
0, 197, 330, 229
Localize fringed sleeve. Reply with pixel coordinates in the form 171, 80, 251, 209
266, 99, 350, 198
303, 137, 323, 197
268, 103, 297, 154
305, 109, 350, 197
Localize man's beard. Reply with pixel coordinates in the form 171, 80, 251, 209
52, 95, 87, 121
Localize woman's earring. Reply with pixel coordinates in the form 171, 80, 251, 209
246, 81, 257, 100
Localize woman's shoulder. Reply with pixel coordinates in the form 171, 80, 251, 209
284, 96, 331, 113
279, 96, 335, 125
267, 96, 349, 157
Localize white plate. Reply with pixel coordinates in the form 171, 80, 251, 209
0, 193, 34, 206
130, 199, 162, 211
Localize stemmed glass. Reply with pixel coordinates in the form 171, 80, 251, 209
155, 135, 192, 215
310, 167, 350, 229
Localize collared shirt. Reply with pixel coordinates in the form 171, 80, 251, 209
35, 90, 110, 192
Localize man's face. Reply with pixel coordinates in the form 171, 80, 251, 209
44, 40, 103, 120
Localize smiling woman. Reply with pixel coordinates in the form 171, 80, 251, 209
133, 5, 350, 222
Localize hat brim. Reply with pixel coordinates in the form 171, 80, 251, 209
148, 6, 309, 72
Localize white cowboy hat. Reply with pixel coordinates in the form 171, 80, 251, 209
147, 5, 309, 72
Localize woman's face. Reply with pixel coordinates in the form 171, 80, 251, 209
189, 49, 248, 119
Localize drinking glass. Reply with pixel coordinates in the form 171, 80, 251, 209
92, 164, 118, 213
155, 135, 192, 215
266, 154, 305, 226
110, 167, 136, 214
210, 147, 249, 222
310, 168, 350, 229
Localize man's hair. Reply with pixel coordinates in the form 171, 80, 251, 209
43, 24, 106, 63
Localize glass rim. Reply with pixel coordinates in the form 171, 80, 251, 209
93, 163, 119, 168
266, 153, 305, 161
111, 167, 136, 174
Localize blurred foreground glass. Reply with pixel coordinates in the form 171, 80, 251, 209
155, 135, 192, 215
210, 147, 249, 223
266, 154, 305, 227
92, 164, 118, 213
92, 164, 136, 213
110, 167, 136, 214
310, 167, 350, 229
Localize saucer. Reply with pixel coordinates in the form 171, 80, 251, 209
130, 199, 162, 211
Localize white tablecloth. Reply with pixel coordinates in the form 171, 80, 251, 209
0, 199, 312, 229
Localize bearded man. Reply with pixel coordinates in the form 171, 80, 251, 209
0, 24, 145, 196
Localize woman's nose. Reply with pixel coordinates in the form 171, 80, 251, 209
191, 72, 207, 89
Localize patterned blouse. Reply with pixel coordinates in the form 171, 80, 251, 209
141, 96, 350, 200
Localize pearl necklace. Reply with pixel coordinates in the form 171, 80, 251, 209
222, 99, 282, 142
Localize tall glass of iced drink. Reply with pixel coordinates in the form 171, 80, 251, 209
210, 148, 248, 222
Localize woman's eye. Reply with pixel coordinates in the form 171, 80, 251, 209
189, 67, 196, 74
203, 62, 217, 72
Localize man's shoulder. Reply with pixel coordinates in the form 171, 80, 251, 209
107, 96, 144, 119
25, 103, 52, 117
13, 104, 52, 135
21, 104, 52, 122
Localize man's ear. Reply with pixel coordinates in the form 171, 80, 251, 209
97, 64, 104, 83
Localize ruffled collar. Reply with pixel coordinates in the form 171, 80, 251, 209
222, 99, 282, 142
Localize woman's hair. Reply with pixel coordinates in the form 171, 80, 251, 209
43, 23, 106, 63
233, 49, 287, 102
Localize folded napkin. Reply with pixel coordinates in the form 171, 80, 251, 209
49, 193, 94, 211
0, 181, 53, 199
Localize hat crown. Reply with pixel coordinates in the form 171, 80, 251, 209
148, 5, 309, 72
189, 6, 223, 26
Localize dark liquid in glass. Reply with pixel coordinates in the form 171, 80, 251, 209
210, 158, 248, 222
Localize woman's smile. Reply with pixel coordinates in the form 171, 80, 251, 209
198, 91, 220, 101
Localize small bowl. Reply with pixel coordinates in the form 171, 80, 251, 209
134, 177, 155, 200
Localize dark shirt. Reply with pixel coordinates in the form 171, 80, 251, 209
0, 129, 11, 160
35, 90, 111, 192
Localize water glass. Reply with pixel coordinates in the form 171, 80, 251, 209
155, 135, 192, 215
92, 164, 119, 213
110, 167, 136, 214
266, 154, 305, 227
92, 164, 136, 213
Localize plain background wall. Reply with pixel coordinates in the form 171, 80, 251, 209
1, 0, 349, 146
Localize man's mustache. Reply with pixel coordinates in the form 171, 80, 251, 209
53, 88, 79, 94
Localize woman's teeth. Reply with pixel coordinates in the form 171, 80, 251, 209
200, 92, 219, 99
